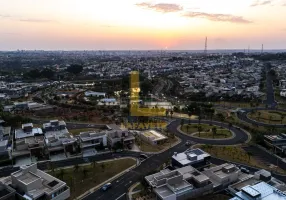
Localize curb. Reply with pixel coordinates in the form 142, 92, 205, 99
76, 157, 138, 200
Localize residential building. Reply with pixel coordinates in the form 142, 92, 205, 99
172, 148, 211, 169
0, 164, 70, 200
145, 166, 213, 200
229, 182, 286, 200
106, 124, 135, 147
139, 130, 168, 145
228, 169, 286, 195
43, 120, 77, 156
14, 124, 44, 158
0, 183, 15, 200
202, 163, 241, 191
264, 134, 286, 155
79, 131, 107, 150
84, 91, 106, 97
98, 98, 119, 106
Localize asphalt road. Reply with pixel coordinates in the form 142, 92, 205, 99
83, 119, 250, 200
237, 108, 286, 127
264, 65, 277, 107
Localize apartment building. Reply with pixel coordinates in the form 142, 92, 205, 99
0, 164, 70, 200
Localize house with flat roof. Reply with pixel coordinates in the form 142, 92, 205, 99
140, 130, 168, 145
202, 163, 241, 190
14, 124, 44, 158
84, 91, 106, 97
172, 148, 211, 169
0, 164, 70, 200
79, 131, 107, 150
43, 120, 78, 156
264, 134, 286, 155
106, 125, 135, 147
229, 182, 286, 200
228, 169, 286, 196
145, 166, 213, 200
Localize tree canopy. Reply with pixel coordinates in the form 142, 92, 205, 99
66, 64, 83, 75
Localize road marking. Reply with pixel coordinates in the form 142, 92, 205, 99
115, 193, 126, 200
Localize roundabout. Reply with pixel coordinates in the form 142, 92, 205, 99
180, 123, 234, 140
237, 108, 286, 128
167, 119, 250, 145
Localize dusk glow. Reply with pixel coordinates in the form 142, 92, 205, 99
1, 0, 286, 50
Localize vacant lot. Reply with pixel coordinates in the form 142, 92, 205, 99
48, 158, 136, 199
248, 110, 286, 124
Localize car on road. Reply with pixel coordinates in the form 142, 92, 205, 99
240, 167, 250, 174
140, 154, 148, 160
101, 183, 112, 191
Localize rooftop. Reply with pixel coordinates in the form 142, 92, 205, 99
172, 148, 210, 166
230, 182, 286, 200
15, 127, 43, 140
141, 130, 167, 142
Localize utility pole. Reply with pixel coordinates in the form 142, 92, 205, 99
261, 44, 264, 54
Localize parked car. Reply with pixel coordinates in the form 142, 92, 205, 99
101, 183, 112, 191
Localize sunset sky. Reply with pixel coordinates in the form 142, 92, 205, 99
0, 0, 286, 50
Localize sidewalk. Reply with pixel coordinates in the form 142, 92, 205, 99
76, 157, 138, 200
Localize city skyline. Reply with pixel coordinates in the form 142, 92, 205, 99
1, 0, 286, 50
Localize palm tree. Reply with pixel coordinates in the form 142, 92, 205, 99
269, 116, 273, 123
74, 164, 80, 172
228, 122, 233, 131
188, 112, 192, 124
281, 115, 285, 124
170, 110, 173, 118
180, 119, 185, 127
82, 168, 89, 179
258, 112, 261, 121
198, 115, 202, 125
197, 126, 203, 137
92, 161, 97, 168
101, 163, 105, 172
59, 169, 65, 180
212, 127, 217, 139
247, 152, 252, 163
186, 124, 190, 133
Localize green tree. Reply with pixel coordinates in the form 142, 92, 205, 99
67, 64, 83, 75
281, 115, 285, 124
180, 119, 185, 127
101, 163, 105, 172
258, 112, 261, 121
74, 164, 80, 172
247, 152, 252, 163
212, 127, 217, 139
197, 126, 203, 137
82, 168, 89, 179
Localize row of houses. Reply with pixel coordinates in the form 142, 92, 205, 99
11, 120, 136, 161
145, 148, 286, 200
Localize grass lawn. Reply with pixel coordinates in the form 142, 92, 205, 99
136, 136, 178, 152
248, 110, 286, 124
193, 129, 232, 139
49, 158, 136, 199
69, 128, 101, 135
198, 145, 286, 174
181, 124, 230, 139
